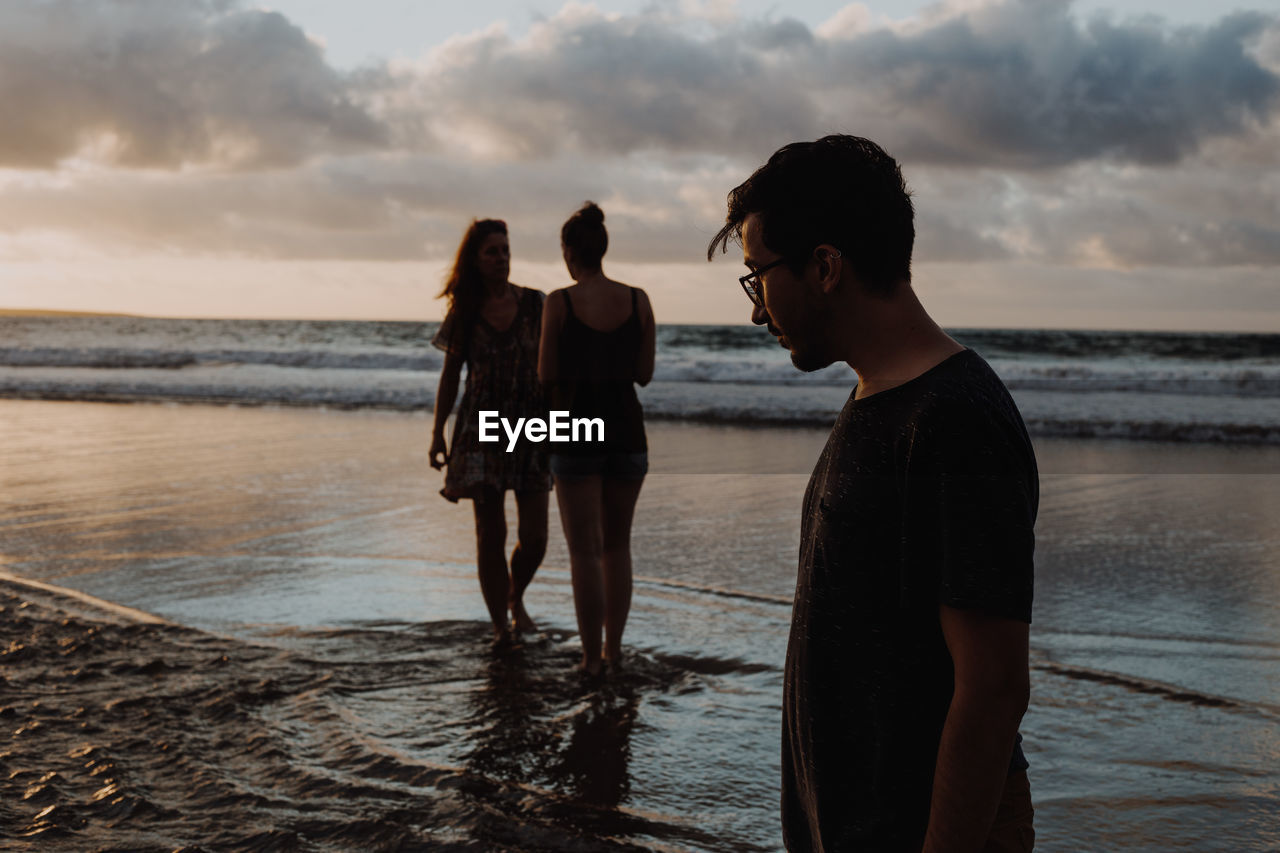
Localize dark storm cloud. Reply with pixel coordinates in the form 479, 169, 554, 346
0, 0, 386, 169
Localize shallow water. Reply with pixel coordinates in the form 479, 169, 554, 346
1, 400, 1278, 850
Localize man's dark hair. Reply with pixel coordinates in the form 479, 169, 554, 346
562, 201, 608, 270
707, 135, 914, 295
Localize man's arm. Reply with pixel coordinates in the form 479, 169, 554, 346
921, 605, 1030, 853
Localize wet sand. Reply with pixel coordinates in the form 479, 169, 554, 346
2, 400, 1278, 851
2, 573, 727, 851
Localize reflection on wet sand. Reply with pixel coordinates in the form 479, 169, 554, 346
467, 644, 639, 810
4, 400, 1279, 851
453, 636, 747, 850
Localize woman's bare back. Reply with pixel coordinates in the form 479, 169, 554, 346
563, 279, 635, 332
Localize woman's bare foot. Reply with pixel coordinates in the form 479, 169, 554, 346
579, 653, 603, 677
510, 599, 536, 634
491, 626, 514, 650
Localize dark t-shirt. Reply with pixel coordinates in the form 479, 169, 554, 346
782, 349, 1038, 853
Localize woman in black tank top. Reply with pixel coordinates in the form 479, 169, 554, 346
539, 202, 656, 677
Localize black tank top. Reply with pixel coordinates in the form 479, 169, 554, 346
553, 287, 647, 454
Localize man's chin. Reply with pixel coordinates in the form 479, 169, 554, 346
787, 343, 834, 373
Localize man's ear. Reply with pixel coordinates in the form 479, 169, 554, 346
813, 244, 843, 295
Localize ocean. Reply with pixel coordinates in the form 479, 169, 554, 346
0, 317, 1277, 851
1, 316, 1278, 443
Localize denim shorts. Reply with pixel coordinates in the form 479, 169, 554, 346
550, 451, 648, 482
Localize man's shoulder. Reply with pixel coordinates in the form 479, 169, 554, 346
894, 351, 1033, 471
827, 350, 1031, 468
909, 351, 1021, 426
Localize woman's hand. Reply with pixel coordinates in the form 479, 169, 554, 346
429, 433, 448, 470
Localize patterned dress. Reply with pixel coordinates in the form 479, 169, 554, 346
432, 285, 552, 502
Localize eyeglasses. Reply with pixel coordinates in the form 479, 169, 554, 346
738, 249, 842, 307
738, 257, 789, 307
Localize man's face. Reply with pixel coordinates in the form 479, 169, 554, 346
741, 213, 834, 372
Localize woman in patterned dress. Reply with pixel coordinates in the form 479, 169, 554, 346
430, 219, 551, 644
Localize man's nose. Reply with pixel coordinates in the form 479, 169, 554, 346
751, 303, 770, 325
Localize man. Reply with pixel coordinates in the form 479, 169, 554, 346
708, 135, 1038, 852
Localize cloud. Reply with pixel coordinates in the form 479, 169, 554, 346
4, 130, 1276, 272
5, 0, 1277, 173
1, 0, 1277, 283
0, 0, 387, 169
851, 2, 1280, 168
0, 152, 732, 263
379, 12, 821, 162
6, 0, 1276, 173
908, 137, 1280, 269
383, 0, 1280, 168
1030, 157, 1280, 267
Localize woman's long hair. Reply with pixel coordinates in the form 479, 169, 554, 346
440, 218, 508, 356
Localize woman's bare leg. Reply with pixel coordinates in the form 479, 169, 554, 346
601, 477, 643, 666
510, 488, 549, 633
472, 489, 510, 640
555, 476, 605, 674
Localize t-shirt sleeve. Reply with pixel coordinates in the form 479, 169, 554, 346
903, 400, 1036, 623
432, 308, 463, 355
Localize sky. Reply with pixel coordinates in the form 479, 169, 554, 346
1, 0, 1278, 329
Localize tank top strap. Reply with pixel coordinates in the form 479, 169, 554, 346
630, 286, 638, 315
562, 289, 578, 323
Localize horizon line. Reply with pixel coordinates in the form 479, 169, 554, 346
2, 308, 1275, 336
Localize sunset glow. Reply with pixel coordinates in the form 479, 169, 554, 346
2, 0, 1277, 329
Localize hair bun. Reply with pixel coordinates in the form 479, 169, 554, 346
562, 201, 609, 267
